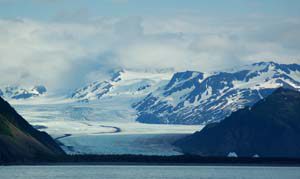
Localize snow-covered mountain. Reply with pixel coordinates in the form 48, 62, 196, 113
70, 62, 300, 125
0, 85, 47, 100
8, 62, 300, 155
71, 69, 174, 102
133, 62, 300, 125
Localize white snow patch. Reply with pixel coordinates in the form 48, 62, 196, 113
227, 152, 238, 158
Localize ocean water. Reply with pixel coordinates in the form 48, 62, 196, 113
0, 165, 300, 179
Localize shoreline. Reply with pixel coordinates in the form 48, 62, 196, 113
2, 155, 300, 167
2, 162, 300, 167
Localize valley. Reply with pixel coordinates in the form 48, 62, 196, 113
4, 61, 300, 156
11, 96, 201, 155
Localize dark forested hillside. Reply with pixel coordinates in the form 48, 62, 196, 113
174, 88, 300, 158
0, 97, 65, 163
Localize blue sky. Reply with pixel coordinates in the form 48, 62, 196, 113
1, 0, 300, 20
0, 0, 299, 91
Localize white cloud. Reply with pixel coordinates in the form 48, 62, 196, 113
0, 15, 299, 92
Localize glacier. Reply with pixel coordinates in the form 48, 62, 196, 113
5, 61, 300, 155
10, 69, 201, 155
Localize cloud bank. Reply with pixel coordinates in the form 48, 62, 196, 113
0, 15, 299, 91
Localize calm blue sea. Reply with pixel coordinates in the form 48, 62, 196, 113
0, 165, 299, 179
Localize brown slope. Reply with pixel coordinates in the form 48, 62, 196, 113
0, 97, 65, 162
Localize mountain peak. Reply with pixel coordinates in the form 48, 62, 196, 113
0, 85, 47, 100
71, 67, 173, 102
110, 70, 124, 82
252, 61, 278, 66
135, 61, 300, 125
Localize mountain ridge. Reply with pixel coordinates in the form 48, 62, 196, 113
174, 88, 300, 157
134, 61, 300, 124
70, 69, 174, 102
0, 85, 47, 100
